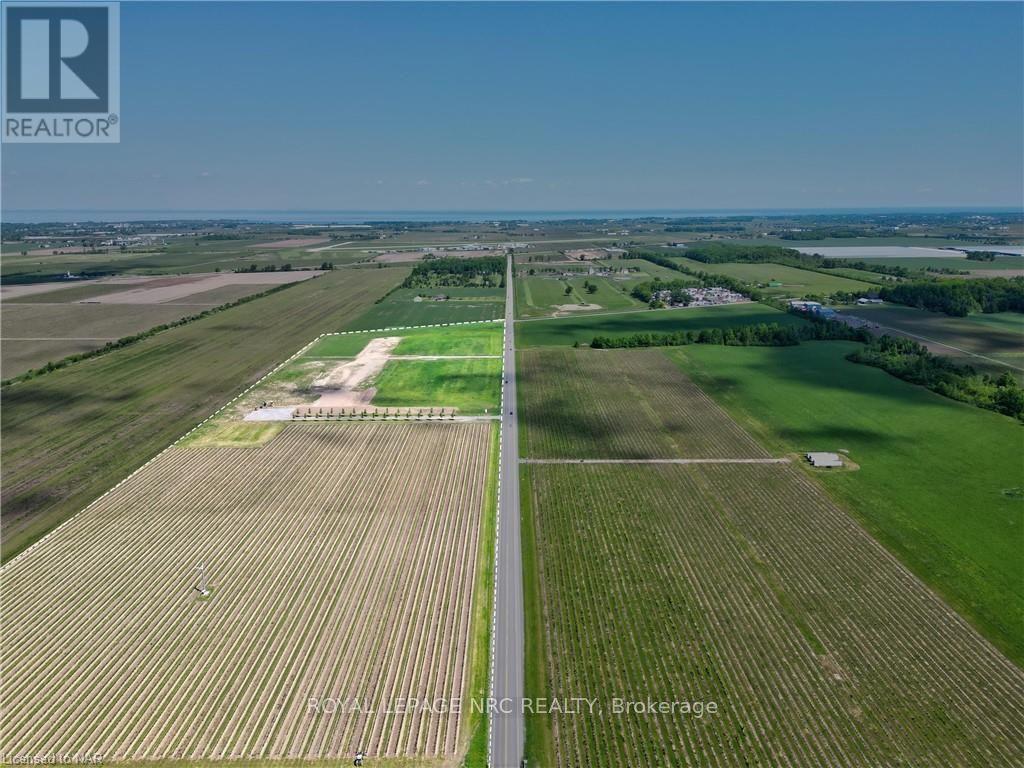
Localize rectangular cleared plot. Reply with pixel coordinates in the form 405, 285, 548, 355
518, 348, 769, 459
526, 463, 1024, 767
1, 422, 491, 762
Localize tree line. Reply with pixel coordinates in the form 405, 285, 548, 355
679, 242, 908, 279
848, 336, 1024, 421
877, 278, 1024, 316
402, 256, 505, 288
589, 319, 870, 350
629, 278, 694, 306
624, 252, 755, 298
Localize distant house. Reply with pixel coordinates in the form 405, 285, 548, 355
788, 300, 822, 312
806, 452, 843, 468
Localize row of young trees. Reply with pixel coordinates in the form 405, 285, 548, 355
402, 256, 505, 288
589, 319, 870, 350
848, 336, 1024, 421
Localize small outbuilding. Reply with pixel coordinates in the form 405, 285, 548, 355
806, 452, 843, 468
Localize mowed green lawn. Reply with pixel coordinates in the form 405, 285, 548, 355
372, 358, 502, 414
347, 286, 504, 329
667, 342, 1024, 665
671, 257, 876, 296
516, 275, 640, 318
842, 304, 1024, 378
516, 302, 805, 348
305, 322, 503, 358
516, 277, 577, 318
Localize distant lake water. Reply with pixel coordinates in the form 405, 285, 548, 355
3, 207, 1018, 225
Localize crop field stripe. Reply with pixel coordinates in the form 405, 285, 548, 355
519, 349, 770, 460
527, 463, 1024, 766
5, 315, 505, 569
2, 332, 328, 572
2, 268, 411, 562
2, 422, 491, 761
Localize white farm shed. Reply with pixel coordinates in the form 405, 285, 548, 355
806, 452, 843, 468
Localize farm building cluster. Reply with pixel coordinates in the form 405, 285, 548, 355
653, 286, 746, 307
788, 300, 838, 319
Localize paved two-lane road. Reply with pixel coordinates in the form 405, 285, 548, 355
490, 255, 524, 767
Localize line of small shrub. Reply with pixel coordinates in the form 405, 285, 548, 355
1, 279, 310, 387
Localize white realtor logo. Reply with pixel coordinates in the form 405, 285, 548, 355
20, 17, 100, 100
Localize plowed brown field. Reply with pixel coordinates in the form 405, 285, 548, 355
1, 421, 491, 763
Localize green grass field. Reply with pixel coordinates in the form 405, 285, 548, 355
347, 286, 505, 329
670, 257, 877, 296
372, 358, 501, 414
841, 304, 1024, 379
516, 275, 641, 318
516, 302, 804, 348
588, 257, 686, 282
857, 255, 1024, 273
0, 267, 408, 561
821, 266, 891, 284
305, 322, 503, 358
667, 342, 1024, 665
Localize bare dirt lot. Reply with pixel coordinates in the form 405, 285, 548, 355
313, 336, 400, 406
90, 271, 322, 304
0, 275, 152, 301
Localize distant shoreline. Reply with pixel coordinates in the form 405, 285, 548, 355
3, 207, 1022, 225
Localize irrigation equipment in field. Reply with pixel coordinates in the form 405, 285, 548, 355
194, 563, 211, 597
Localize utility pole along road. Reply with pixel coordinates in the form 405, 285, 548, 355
489, 254, 525, 767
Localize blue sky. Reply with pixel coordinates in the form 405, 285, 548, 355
3, 1, 1022, 212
